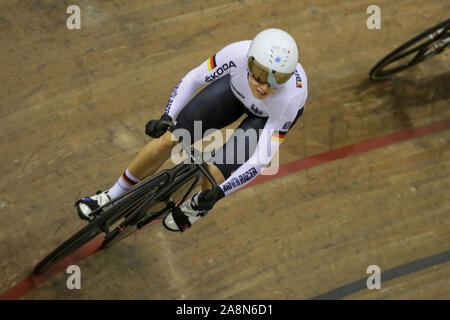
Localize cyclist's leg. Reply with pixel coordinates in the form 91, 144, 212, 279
179, 108, 302, 205
172, 75, 246, 190
212, 107, 303, 180
212, 115, 268, 181
114, 75, 244, 191
164, 106, 304, 231
95, 75, 243, 196
77, 75, 245, 220
163, 114, 268, 232
129, 74, 244, 181
101, 130, 178, 202
127, 130, 178, 180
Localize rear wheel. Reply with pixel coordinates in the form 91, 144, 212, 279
370, 18, 450, 80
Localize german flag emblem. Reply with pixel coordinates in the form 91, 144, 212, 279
270, 131, 286, 143
207, 54, 217, 71
295, 71, 302, 88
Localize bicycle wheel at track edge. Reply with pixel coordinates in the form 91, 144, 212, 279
34, 200, 152, 273
100, 177, 173, 249
370, 18, 450, 80
34, 173, 172, 273
33, 221, 103, 274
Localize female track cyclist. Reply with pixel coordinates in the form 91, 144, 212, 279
75, 28, 308, 232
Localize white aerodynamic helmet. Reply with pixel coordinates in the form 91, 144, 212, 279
247, 28, 299, 87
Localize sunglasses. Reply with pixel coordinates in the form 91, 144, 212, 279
247, 57, 293, 88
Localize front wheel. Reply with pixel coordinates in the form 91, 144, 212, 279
33, 172, 170, 274
33, 222, 103, 274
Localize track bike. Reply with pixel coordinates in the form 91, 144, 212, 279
370, 18, 449, 80
34, 121, 217, 274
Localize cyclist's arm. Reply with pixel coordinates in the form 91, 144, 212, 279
162, 41, 249, 120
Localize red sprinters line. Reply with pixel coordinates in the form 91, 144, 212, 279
1, 118, 449, 300
0, 219, 161, 300
245, 118, 450, 189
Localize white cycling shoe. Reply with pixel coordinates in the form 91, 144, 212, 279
163, 198, 208, 232
75, 191, 111, 221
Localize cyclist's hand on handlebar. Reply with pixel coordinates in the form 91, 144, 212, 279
145, 114, 173, 138
194, 187, 225, 211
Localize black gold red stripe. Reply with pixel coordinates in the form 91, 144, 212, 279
122, 172, 137, 186
207, 54, 217, 71
270, 131, 286, 143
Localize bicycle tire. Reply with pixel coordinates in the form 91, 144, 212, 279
33, 220, 103, 274
370, 18, 450, 80
33, 172, 170, 274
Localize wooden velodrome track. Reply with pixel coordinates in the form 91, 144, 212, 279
0, 0, 449, 300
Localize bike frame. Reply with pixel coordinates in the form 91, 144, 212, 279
34, 121, 219, 273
